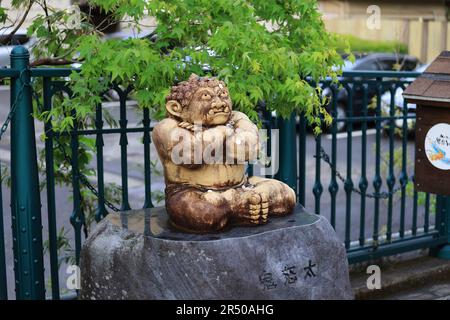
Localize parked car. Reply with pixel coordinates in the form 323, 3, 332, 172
322, 53, 420, 131
380, 63, 428, 136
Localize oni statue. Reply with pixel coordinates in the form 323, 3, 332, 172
152, 74, 296, 233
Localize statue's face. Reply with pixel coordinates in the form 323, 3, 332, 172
165, 78, 232, 127
183, 85, 232, 126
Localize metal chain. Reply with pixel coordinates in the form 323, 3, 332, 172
0, 69, 31, 194
1, 71, 121, 215
55, 138, 121, 213
78, 174, 121, 213
0, 68, 31, 141
29, 86, 122, 213
315, 145, 405, 199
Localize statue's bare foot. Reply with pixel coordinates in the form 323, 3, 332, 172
259, 192, 269, 223
247, 176, 296, 217
233, 190, 269, 225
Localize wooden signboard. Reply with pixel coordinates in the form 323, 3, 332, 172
403, 51, 450, 196
414, 104, 450, 195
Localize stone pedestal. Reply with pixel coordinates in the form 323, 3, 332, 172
80, 205, 353, 300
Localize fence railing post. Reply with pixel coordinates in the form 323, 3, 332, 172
275, 114, 297, 195
298, 113, 306, 206
10, 46, 45, 299
0, 166, 7, 299
437, 195, 450, 259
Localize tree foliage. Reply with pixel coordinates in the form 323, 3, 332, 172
1, 0, 348, 279
3, 0, 348, 130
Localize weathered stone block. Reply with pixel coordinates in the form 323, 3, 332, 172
80, 205, 353, 300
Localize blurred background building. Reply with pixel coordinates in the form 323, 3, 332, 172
319, 0, 450, 63
3, 0, 450, 63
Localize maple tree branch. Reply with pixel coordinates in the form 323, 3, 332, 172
30, 57, 79, 67
0, 0, 34, 45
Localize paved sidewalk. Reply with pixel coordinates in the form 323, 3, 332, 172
379, 280, 450, 300
351, 255, 450, 300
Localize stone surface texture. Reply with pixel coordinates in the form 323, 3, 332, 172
80, 205, 353, 300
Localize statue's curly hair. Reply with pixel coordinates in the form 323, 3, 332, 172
166, 74, 226, 108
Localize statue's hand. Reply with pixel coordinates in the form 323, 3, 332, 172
220, 125, 236, 138
178, 122, 197, 131
225, 129, 259, 162
202, 125, 234, 139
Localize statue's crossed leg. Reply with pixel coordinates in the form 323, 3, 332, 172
166, 177, 296, 233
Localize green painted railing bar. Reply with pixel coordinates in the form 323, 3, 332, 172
386, 85, 396, 241
118, 87, 131, 211
412, 181, 418, 236
0, 167, 7, 300
437, 195, 450, 259
275, 114, 297, 193
334, 115, 416, 122
0, 69, 19, 77
399, 85, 409, 239
69, 117, 84, 265
424, 193, 430, 233
372, 78, 383, 245
9, 46, 45, 299
57, 127, 152, 135
348, 233, 447, 264
95, 103, 108, 222
42, 77, 60, 299
339, 70, 422, 78
358, 85, 369, 246
298, 113, 306, 206
29, 68, 77, 77
143, 107, 153, 209
344, 85, 354, 249
328, 85, 338, 229
247, 162, 254, 177
313, 134, 323, 215
261, 106, 273, 179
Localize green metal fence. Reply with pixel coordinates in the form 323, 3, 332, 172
272, 71, 450, 264
0, 46, 449, 299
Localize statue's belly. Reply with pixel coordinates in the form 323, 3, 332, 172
164, 162, 246, 189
